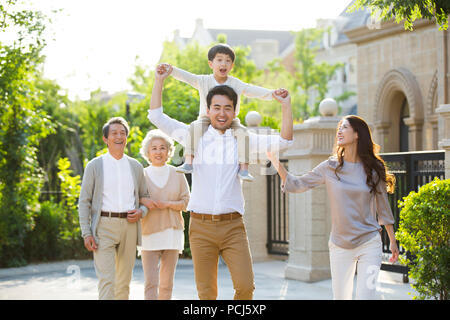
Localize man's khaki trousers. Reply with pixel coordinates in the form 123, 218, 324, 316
189, 214, 255, 300
93, 216, 137, 300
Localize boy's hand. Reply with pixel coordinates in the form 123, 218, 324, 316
157, 63, 172, 75
273, 88, 290, 104
155, 63, 172, 81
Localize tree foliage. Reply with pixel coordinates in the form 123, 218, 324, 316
24, 158, 89, 262
266, 28, 351, 122
0, 0, 55, 267
349, 0, 450, 30
292, 28, 344, 118
34, 78, 84, 200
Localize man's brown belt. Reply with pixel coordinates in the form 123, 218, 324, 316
190, 211, 241, 221
101, 211, 128, 218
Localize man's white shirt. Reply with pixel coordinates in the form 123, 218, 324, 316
148, 107, 293, 215
101, 152, 136, 213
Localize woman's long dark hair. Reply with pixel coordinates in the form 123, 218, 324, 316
333, 115, 395, 194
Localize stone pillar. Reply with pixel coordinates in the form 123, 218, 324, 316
403, 117, 423, 151
374, 121, 391, 152
436, 104, 450, 178
242, 111, 276, 262
283, 98, 340, 282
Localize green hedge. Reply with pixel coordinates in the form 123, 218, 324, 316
397, 177, 450, 300
24, 201, 90, 263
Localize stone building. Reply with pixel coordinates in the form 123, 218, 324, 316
244, 4, 450, 283
345, 18, 450, 152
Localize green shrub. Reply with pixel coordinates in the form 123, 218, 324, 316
396, 177, 450, 300
24, 201, 64, 262
22, 158, 90, 263
55, 158, 90, 260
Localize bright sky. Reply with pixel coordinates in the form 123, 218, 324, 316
28, 0, 353, 100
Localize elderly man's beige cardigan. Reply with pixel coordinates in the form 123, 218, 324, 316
78, 155, 150, 246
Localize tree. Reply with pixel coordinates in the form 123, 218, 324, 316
349, 0, 450, 31
70, 93, 123, 161
34, 77, 84, 200
0, 0, 55, 266
285, 28, 350, 121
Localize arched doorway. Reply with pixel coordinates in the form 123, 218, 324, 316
373, 68, 424, 152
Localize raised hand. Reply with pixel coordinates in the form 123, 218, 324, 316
273, 88, 290, 104
156, 63, 172, 80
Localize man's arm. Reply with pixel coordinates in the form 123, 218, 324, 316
127, 163, 150, 223
150, 65, 170, 111
78, 161, 95, 239
248, 88, 293, 155
274, 88, 293, 141
78, 161, 98, 251
148, 65, 189, 146
137, 166, 150, 217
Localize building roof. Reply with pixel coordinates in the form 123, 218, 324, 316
173, 2, 370, 55
336, 0, 371, 45
207, 28, 295, 54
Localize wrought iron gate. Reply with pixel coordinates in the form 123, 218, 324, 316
380, 150, 445, 282
266, 160, 289, 255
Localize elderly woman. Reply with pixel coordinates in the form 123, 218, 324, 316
139, 129, 190, 300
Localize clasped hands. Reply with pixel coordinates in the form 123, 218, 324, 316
144, 199, 171, 210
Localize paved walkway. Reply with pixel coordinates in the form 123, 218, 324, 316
0, 258, 417, 300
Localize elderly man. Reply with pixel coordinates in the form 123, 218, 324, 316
78, 117, 150, 300
148, 67, 293, 300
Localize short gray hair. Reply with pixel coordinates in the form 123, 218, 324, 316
103, 117, 130, 138
140, 129, 174, 164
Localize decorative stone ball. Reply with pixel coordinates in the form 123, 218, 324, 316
319, 98, 338, 117
245, 111, 262, 127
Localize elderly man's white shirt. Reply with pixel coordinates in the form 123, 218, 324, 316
147, 107, 292, 215
101, 152, 136, 212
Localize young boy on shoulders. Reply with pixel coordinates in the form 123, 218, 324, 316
157, 43, 276, 182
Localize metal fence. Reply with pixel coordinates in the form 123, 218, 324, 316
380, 150, 445, 282
266, 160, 289, 255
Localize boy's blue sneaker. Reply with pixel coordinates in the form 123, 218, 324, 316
176, 163, 193, 174
238, 169, 254, 182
